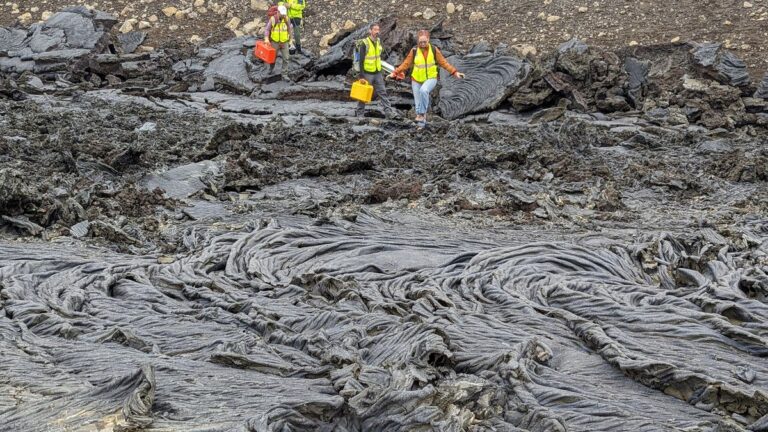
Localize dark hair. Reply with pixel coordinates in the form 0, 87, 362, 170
369, 23, 380, 30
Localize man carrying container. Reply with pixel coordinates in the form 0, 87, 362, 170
264, 4, 293, 80
390, 30, 465, 127
355, 23, 401, 119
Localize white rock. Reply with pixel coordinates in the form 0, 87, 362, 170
119, 20, 134, 33
168, 24, 179, 31
670, 36, 680, 43
189, 34, 203, 44
457, 4, 463, 11
233, 30, 244, 37
744, 1, 753, 7
148, 14, 158, 22
537, 11, 546, 19
29, 6, 38, 12
513, 44, 537, 56
242, 20, 261, 34
17, 12, 32, 24
578, 6, 588, 13
319, 33, 334, 48
423, 7, 436, 19
194, 0, 204, 7
162, 6, 178, 17
343, 19, 356, 30
629, 40, 638, 46
546, 15, 560, 22
225, 17, 241, 30
41, 10, 53, 21
446, 2, 455, 14
251, 0, 269, 11
138, 21, 151, 29
469, 11, 486, 22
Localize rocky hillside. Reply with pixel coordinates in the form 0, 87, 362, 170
2, 0, 768, 75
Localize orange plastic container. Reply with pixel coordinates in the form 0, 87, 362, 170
350, 79, 374, 103
254, 40, 276, 64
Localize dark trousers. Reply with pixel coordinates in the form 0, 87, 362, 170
290, 18, 302, 52
357, 71, 392, 114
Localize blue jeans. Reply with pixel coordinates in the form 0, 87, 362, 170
411, 78, 437, 115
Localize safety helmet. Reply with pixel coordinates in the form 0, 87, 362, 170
278, 5, 287, 15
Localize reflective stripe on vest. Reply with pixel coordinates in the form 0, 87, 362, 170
412, 45, 438, 82
270, 17, 290, 43
363, 37, 382, 73
288, 0, 305, 19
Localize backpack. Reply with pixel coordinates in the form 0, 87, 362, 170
352, 39, 364, 73
267, 5, 279, 19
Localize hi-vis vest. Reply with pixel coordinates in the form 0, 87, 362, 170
287, 0, 306, 19
412, 45, 438, 82
363, 37, 382, 73
270, 16, 290, 43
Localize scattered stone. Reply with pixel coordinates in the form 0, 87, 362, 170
242, 20, 261, 34
744, 1, 753, 7
447, 2, 456, 14
190, 35, 203, 44
251, 0, 269, 11
512, 44, 537, 56
148, 14, 158, 22
194, 0, 205, 7
169, 24, 179, 31
629, 40, 638, 46
174, 10, 186, 20
17, 12, 32, 24
41, 10, 53, 21
457, 4, 464, 11
343, 20, 356, 30
546, 15, 561, 22
423, 8, 437, 20
119, 20, 135, 33
69, 221, 90, 238
138, 21, 151, 30
136, 122, 157, 132
578, 6, 588, 13
162, 6, 178, 17
671, 36, 681, 43
225, 17, 241, 31
319, 33, 334, 48
469, 11, 486, 22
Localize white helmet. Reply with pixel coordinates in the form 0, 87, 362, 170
278, 5, 287, 15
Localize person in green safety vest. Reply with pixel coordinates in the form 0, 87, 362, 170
264, 4, 294, 80
390, 29, 465, 127
286, 0, 306, 55
355, 23, 401, 119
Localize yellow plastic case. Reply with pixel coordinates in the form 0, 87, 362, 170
350, 79, 374, 103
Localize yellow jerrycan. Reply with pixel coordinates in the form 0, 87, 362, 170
350, 79, 374, 103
